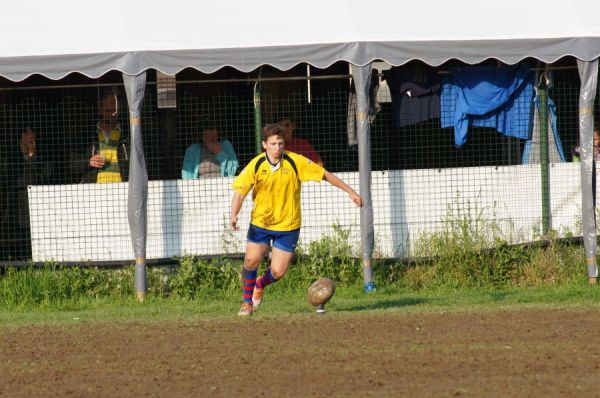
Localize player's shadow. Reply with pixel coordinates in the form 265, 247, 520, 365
339, 296, 432, 312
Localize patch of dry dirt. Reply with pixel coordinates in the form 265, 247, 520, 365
2, 309, 600, 397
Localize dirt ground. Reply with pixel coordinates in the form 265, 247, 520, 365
2, 308, 600, 397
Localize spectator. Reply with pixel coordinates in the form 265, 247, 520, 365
572, 125, 600, 162
16, 128, 50, 228
81, 88, 128, 183
1, 128, 51, 258
181, 126, 238, 179
277, 118, 323, 166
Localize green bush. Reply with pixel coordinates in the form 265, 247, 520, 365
168, 256, 240, 299
407, 208, 584, 289
0, 218, 588, 310
0, 264, 172, 309
290, 224, 362, 287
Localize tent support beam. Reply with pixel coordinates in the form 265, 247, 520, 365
123, 72, 149, 300
350, 63, 375, 290
538, 73, 551, 235
576, 59, 598, 285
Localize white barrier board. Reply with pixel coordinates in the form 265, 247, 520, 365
29, 164, 584, 262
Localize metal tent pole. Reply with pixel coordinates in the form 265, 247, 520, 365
350, 63, 375, 292
576, 59, 599, 285
538, 71, 551, 235
123, 72, 149, 300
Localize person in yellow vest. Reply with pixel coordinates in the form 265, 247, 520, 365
231, 123, 363, 316
83, 89, 128, 183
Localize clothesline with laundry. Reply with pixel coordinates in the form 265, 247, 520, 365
346, 63, 569, 163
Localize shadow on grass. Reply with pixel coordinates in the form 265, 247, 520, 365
338, 296, 432, 312
486, 291, 516, 302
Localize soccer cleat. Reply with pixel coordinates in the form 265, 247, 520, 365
237, 302, 254, 316
252, 287, 264, 309
364, 281, 377, 293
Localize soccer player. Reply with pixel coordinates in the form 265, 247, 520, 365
230, 123, 363, 316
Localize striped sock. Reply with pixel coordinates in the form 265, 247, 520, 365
256, 268, 278, 289
242, 267, 257, 304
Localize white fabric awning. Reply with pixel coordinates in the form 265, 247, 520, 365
2, 0, 600, 81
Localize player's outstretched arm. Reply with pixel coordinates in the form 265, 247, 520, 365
230, 191, 247, 230
323, 171, 363, 207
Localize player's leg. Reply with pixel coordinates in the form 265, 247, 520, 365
253, 247, 294, 309
239, 226, 270, 316
253, 228, 299, 309
267, 247, 295, 279
244, 242, 269, 272
239, 242, 268, 316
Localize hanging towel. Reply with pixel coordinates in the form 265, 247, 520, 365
441, 65, 534, 147
521, 92, 566, 164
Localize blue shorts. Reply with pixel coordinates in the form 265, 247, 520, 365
247, 224, 300, 253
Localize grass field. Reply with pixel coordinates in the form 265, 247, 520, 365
2, 282, 600, 326
2, 226, 599, 396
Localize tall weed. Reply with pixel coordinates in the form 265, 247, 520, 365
168, 256, 240, 299
0, 264, 169, 308
289, 224, 361, 286
409, 206, 583, 289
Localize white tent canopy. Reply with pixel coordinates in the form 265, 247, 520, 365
2, 0, 600, 81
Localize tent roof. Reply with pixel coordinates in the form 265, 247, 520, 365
3, 0, 600, 81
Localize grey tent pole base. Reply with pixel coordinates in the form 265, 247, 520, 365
135, 256, 147, 301
588, 261, 598, 285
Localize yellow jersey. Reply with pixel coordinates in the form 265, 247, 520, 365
96, 127, 122, 184
233, 151, 325, 231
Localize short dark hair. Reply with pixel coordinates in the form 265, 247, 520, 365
99, 86, 118, 100
262, 123, 286, 142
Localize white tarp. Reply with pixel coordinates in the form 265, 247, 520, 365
2, 0, 600, 80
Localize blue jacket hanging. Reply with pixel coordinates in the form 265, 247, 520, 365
441, 65, 534, 147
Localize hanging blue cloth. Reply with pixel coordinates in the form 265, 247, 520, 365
441, 65, 534, 147
521, 94, 566, 164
